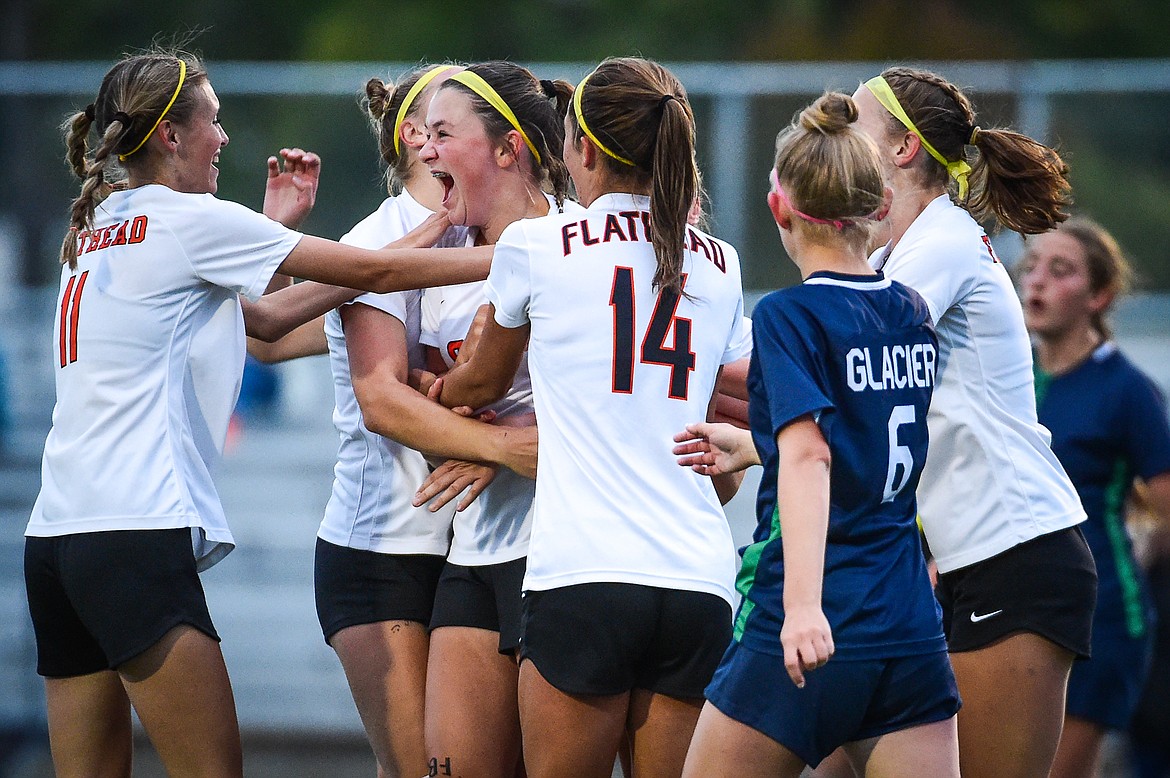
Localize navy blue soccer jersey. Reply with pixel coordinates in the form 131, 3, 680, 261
1035, 343, 1170, 637
736, 271, 946, 660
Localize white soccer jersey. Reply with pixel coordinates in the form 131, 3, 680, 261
421, 254, 533, 564
319, 191, 464, 555
26, 185, 301, 570
487, 192, 748, 604
873, 195, 1085, 573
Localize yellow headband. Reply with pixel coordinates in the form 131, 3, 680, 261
573, 70, 635, 167
393, 65, 457, 156
119, 59, 187, 162
449, 70, 541, 166
864, 75, 972, 199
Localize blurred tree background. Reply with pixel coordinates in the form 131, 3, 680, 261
2, 0, 1168, 291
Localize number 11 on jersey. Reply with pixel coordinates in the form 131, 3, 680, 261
58, 271, 89, 368
609, 267, 695, 400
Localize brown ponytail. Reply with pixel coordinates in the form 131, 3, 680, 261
568, 57, 698, 295
60, 50, 208, 269
880, 66, 1071, 234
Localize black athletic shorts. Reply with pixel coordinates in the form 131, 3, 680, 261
520, 582, 732, 698
429, 557, 526, 654
936, 525, 1097, 657
24, 528, 219, 678
314, 537, 446, 643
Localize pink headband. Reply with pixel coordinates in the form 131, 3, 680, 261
769, 169, 887, 230
770, 169, 846, 230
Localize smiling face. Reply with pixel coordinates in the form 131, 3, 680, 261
172, 81, 228, 194
420, 86, 507, 229
1018, 231, 1104, 339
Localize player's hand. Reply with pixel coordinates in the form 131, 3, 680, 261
673, 422, 759, 475
414, 459, 497, 512
263, 148, 320, 229
393, 209, 452, 249
779, 605, 834, 688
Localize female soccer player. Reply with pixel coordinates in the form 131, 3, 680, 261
311, 63, 475, 778
373, 60, 574, 778
849, 67, 1097, 778
1018, 218, 1170, 778
22, 49, 489, 777
675, 90, 960, 778
432, 56, 751, 778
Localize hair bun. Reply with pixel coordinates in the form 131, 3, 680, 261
365, 77, 392, 120
798, 92, 858, 135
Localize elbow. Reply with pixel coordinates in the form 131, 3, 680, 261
242, 306, 284, 343
359, 398, 397, 440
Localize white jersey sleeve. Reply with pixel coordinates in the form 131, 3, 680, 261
485, 223, 533, 329
178, 195, 302, 301
722, 311, 752, 364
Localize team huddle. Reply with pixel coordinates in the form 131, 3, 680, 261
22, 45, 1170, 778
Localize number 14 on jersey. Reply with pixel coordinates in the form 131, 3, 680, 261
609, 267, 695, 400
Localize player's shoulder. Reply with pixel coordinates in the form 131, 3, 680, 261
340, 195, 415, 248
1095, 345, 1163, 396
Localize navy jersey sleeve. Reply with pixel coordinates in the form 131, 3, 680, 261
1119, 368, 1170, 481
751, 293, 834, 438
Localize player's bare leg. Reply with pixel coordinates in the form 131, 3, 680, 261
119, 624, 243, 777
44, 668, 133, 778
804, 747, 856, 777
1049, 714, 1106, 778
681, 701, 805, 778
331, 620, 431, 778
841, 716, 959, 778
949, 631, 1074, 778
626, 689, 703, 778
425, 626, 522, 778
518, 659, 627, 778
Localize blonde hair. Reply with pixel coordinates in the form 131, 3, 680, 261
773, 91, 885, 252
877, 66, 1071, 235
61, 50, 208, 269
567, 57, 700, 295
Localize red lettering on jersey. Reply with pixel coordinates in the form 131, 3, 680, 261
602, 213, 627, 243
618, 211, 642, 241
97, 225, 115, 250
687, 228, 711, 261
562, 222, 579, 256
112, 221, 129, 246
446, 339, 464, 362
981, 235, 1000, 264
579, 219, 600, 246
129, 215, 148, 244
84, 230, 102, 254
711, 239, 726, 273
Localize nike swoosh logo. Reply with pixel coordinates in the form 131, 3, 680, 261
970, 609, 1003, 623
